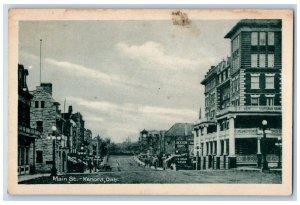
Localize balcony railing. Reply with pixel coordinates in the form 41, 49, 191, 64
198, 128, 281, 140
216, 106, 282, 116
219, 130, 228, 138
18, 125, 41, 136
235, 128, 282, 138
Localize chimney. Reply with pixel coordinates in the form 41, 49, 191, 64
41, 83, 52, 95
68, 105, 73, 114
184, 123, 188, 136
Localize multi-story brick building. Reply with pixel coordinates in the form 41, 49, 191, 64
61, 105, 78, 154
164, 123, 194, 156
84, 128, 93, 156
30, 83, 68, 173
193, 19, 282, 170
139, 129, 166, 156
71, 112, 85, 153
18, 64, 40, 175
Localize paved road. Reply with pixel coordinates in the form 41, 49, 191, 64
107, 155, 149, 172
19, 155, 282, 184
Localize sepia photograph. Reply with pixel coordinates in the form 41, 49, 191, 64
8, 9, 293, 195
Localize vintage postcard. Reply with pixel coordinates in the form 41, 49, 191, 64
8, 9, 293, 195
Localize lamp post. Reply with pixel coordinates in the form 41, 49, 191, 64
275, 137, 282, 168
195, 144, 200, 170
261, 120, 269, 171
47, 125, 61, 177
141, 129, 148, 154
79, 146, 85, 161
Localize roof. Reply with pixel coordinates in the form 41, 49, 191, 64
201, 57, 231, 85
165, 123, 194, 137
201, 66, 217, 85
225, 19, 282, 39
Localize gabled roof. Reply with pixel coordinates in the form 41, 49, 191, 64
165, 123, 194, 137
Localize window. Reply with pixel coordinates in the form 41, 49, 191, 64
41, 101, 45, 108
268, 32, 274, 45
251, 32, 258, 45
259, 54, 266, 67
268, 54, 274, 67
25, 147, 29, 164
232, 35, 240, 52
265, 75, 275, 89
251, 96, 259, 106
36, 121, 43, 132
266, 97, 274, 106
211, 110, 215, 118
35, 101, 39, 108
211, 93, 215, 105
259, 32, 266, 45
251, 75, 260, 89
251, 54, 258, 67
36, 151, 43, 163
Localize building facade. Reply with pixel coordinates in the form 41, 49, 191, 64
138, 129, 166, 156
71, 112, 85, 153
194, 19, 282, 170
164, 123, 194, 156
18, 64, 40, 175
84, 128, 93, 156
30, 83, 68, 173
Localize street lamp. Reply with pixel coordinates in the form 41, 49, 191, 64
195, 144, 200, 170
261, 120, 269, 171
47, 125, 61, 176
141, 129, 148, 154
79, 146, 85, 161
275, 137, 282, 168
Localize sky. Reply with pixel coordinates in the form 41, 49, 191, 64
19, 19, 239, 143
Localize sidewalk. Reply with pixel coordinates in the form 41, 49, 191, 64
133, 156, 164, 171
18, 173, 49, 183
236, 166, 282, 173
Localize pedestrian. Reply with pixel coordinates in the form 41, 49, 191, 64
88, 158, 93, 173
93, 159, 97, 172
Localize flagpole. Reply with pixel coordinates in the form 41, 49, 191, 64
64, 98, 66, 113
40, 39, 42, 85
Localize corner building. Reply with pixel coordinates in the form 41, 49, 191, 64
193, 19, 282, 169
18, 64, 40, 175
30, 83, 68, 173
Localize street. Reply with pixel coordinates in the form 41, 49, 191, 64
107, 155, 149, 172
19, 155, 282, 184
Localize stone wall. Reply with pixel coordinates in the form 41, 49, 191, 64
30, 85, 61, 173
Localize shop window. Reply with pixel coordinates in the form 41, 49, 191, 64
25, 147, 29, 165
36, 151, 43, 163
251, 54, 258, 67
251, 32, 258, 46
